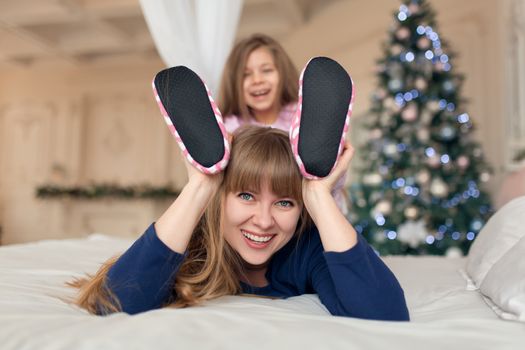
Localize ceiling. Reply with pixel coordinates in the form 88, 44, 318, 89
0, 0, 341, 68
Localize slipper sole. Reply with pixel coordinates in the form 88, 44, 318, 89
153, 66, 229, 174
290, 57, 354, 179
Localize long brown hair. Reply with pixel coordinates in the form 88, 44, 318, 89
218, 33, 299, 121
69, 126, 310, 314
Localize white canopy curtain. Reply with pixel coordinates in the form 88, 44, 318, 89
139, 0, 244, 94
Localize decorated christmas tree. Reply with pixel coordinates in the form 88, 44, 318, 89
349, 0, 493, 256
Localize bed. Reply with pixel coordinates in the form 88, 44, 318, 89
1, 198, 524, 350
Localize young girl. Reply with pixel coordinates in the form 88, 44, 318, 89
218, 33, 349, 213
71, 126, 409, 321
218, 33, 298, 130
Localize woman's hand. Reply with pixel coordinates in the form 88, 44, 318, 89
155, 139, 231, 254
183, 133, 232, 194
301, 141, 358, 252
183, 155, 223, 194
302, 142, 355, 204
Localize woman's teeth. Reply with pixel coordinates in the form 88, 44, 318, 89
242, 230, 274, 243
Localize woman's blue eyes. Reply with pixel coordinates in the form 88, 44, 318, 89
276, 200, 294, 208
239, 193, 253, 201
237, 193, 294, 207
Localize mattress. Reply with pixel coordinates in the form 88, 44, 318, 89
0, 234, 523, 350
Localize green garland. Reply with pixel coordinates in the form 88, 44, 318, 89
36, 184, 179, 200
513, 149, 525, 162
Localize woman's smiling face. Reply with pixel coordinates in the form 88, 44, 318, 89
242, 47, 281, 116
222, 182, 301, 268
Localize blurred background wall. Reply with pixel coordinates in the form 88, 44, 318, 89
0, 0, 519, 244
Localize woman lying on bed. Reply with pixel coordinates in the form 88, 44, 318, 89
70, 125, 409, 321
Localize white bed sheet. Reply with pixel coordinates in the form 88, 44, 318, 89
0, 235, 523, 350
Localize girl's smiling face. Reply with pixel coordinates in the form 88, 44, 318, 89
242, 47, 281, 118
222, 182, 301, 268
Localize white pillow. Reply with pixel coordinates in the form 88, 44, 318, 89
466, 196, 525, 287
480, 235, 525, 321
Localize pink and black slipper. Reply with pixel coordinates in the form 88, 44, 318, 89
152, 66, 230, 174
289, 57, 355, 179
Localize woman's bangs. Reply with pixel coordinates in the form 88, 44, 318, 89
225, 157, 263, 194
265, 152, 302, 201
224, 132, 302, 201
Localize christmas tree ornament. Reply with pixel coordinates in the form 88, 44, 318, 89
404, 206, 419, 219
397, 220, 428, 248
443, 80, 455, 93
430, 178, 448, 197
427, 100, 440, 112
383, 142, 399, 156
439, 125, 457, 141
408, 2, 421, 14
480, 172, 491, 182
435, 61, 446, 71
427, 154, 441, 168
396, 26, 411, 40
374, 200, 393, 215
401, 103, 418, 122
417, 37, 431, 50
445, 246, 463, 258
416, 169, 430, 184
388, 79, 403, 92
384, 97, 396, 109
457, 155, 470, 168
391, 44, 403, 55
415, 77, 428, 90
470, 218, 484, 232
363, 173, 383, 186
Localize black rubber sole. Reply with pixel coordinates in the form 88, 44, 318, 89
298, 57, 353, 177
154, 66, 224, 168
